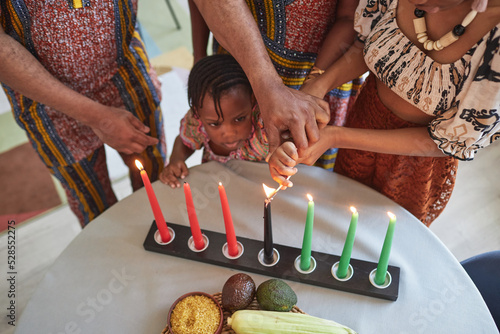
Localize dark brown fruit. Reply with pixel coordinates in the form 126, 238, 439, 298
222, 273, 256, 312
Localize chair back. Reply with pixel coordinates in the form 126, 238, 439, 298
461, 250, 500, 331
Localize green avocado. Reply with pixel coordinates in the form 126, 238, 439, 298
256, 278, 297, 312
222, 273, 256, 312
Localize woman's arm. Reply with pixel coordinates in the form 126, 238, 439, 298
301, 40, 369, 99
302, 126, 446, 165
313, 0, 360, 70
269, 125, 446, 185
336, 126, 444, 156
0, 27, 158, 154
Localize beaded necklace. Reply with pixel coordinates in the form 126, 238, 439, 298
413, 7, 478, 51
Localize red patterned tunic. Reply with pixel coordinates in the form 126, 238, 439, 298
0, 0, 165, 225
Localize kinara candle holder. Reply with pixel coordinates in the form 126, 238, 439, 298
143, 221, 400, 301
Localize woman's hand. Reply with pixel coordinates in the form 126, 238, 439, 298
296, 126, 336, 165
268, 126, 337, 186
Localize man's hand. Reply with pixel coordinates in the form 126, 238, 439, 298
258, 85, 330, 157
91, 107, 159, 155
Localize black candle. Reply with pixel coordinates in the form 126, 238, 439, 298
263, 199, 274, 264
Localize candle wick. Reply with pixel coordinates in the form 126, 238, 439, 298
267, 189, 279, 201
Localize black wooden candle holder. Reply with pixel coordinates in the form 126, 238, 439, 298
143, 222, 400, 301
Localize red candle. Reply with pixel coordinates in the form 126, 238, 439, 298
218, 182, 238, 256
135, 160, 171, 243
183, 182, 204, 250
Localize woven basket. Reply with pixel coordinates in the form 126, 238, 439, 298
163, 292, 305, 334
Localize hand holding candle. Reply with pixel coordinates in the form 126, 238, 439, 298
375, 212, 397, 285
300, 194, 314, 271
135, 160, 171, 243
218, 182, 239, 257
337, 206, 358, 278
267, 175, 291, 201
183, 182, 205, 250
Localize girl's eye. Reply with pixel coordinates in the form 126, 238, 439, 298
208, 121, 221, 127
235, 116, 247, 123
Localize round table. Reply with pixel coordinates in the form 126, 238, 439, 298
14, 160, 497, 333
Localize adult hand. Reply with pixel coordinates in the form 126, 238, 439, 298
295, 126, 336, 166
258, 84, 330, 157
1, 25, 158, 156
91, 106, 159, 155
268, 126, 335, 188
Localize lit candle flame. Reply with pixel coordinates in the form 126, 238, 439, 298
219, 182, 222, 186
262, 184, 276, 199
135, 160, 144, 171
387, 211, 396, 219
350, 206, 357, 214
306, 193, 313, 201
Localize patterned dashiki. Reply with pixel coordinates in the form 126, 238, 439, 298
334, 0, 499, 225
180, 107, 269, 163
0, 0, 166, 225
213, 0, 365, 170
355, 0, 500, 160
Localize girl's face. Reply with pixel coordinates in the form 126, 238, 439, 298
197, 86, 254, 156
408, 0, 468, 13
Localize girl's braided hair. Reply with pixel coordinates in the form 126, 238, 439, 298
187, 54, 252, 121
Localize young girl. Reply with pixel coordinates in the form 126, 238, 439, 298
160, 54, 268, 188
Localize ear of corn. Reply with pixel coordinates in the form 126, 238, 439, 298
227, 309, 358, 334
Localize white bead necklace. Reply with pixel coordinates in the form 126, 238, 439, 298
413, 8, 478, 51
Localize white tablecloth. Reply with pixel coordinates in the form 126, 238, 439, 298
15, 160, 497, 333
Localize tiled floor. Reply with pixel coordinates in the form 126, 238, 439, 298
0, 1, 499, 333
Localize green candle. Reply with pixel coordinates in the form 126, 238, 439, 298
300, 194, 314, 271
337, 206, 358, 278
375, 212, 397, 285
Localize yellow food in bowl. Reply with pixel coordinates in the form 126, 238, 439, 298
170, 294, 221, 334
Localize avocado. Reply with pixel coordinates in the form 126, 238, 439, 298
256, 278, 297, 312
222, 273, 256, 312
